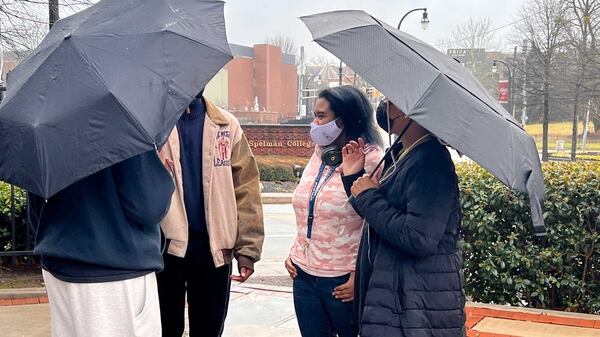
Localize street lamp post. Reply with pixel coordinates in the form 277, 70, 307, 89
521, 40, 529, 126
492, 59, 514, 117
398, 8, 429, 30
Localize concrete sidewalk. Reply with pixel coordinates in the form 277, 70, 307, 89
0, 284, 301, 337
2, 202, 600, 337
3, 284, 600, 337
224, 284, 299, 337
0, 203, 299, 337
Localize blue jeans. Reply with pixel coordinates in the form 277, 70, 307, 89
293, 264, 358, 337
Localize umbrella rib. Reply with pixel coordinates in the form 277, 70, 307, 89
76, 31, 231, 98
70, 40, 155, 145
366, 15, 523, 130
300, 12, 376, 40
163, 29, 233, 59
77, 37, 173, 83
3, 43, 63, 99
72, 0, 145, 37
6, 2, 103, 98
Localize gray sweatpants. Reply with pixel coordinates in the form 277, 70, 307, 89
42, 270, 161, 337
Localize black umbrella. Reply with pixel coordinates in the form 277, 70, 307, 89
301, 10, 546, 237
0, 0, 232, 198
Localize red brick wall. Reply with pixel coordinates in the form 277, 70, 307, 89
226, 58, 254, 110
242, 124, 314, 157
281, 63, 298, 120
254, 45, 283, 113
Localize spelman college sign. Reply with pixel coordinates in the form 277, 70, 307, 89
241, 124, 314, 157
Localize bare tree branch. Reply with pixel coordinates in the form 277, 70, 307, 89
1, 0, 95, 56
265, 34, 298, 56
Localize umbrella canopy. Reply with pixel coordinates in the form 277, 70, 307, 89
0, 0, 232, 198
301, 10, 546, 237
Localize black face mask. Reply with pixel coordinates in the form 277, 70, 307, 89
376, 100, 393, 132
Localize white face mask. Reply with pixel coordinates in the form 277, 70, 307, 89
310, 119, 343, 146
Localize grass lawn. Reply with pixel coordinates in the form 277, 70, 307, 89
525, 121, 600, 152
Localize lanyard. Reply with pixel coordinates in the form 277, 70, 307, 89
307, 163, 338, 240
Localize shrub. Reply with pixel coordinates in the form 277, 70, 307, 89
256, 156, 308, 182
258, 165, 296, 182
0, 183, 29, 263
458, 162, 600, 314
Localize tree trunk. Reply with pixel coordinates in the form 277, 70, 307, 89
571, 87, 580, 161
542, 64, 550, 161
542, 86, 550, 161
49, 0, 60, 29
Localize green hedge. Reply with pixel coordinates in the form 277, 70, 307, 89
0, 182, 28, 253
458, 162, 600, 314
258, 164, 296, 182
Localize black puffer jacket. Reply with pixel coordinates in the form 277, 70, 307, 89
349, 139, 465, 337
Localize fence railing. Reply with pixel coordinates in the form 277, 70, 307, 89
0, 84, 35, 265
1, 184, 35, 265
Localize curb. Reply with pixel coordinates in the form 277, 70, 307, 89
261, 193, 293, 204
466, 304, 600, 336
0, 296, 48, 306
0, 288, 48, 306
2, 285, 600, 333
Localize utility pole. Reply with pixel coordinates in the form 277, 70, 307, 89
493, 59, 513, 117
298, 46, 305, 117
521, 40, 528, 126
582, 99, 591, 152
49, 0, 60, 29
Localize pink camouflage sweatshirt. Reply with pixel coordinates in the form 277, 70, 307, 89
290, 144, 383, 277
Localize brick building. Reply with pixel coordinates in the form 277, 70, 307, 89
300, 63, 363, 118
205, 43, 298, 124
1, 51, 20, 83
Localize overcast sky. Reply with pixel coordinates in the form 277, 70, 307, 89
57, 0, 526, 60
224, 0, 526, 60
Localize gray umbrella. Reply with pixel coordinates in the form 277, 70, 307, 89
0, 0, 232, 199
301, 10, 546, 237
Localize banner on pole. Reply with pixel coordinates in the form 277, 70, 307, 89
498, 80, 509, 104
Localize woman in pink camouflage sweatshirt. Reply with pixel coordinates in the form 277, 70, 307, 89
285, 86, 383, 337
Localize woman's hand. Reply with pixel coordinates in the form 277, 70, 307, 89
333, 272, 355, 302
342, 138, 366, 176
285, 256, 297, 279
351, 174, 380, 197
